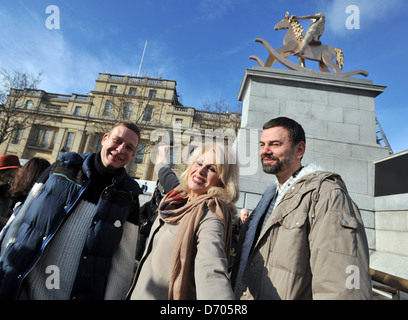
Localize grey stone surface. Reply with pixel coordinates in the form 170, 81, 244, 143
235, 67, 390, 252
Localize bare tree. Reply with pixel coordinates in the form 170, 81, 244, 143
0, 68, 43, 146
198, 96, 242, 133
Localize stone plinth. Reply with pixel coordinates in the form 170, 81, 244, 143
235, 67, 389, 250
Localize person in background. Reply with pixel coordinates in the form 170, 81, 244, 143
128, 143, 239, 300
135, 182, 163, 262
0, 155, 21, 228
0, 120, 141, 300
141, 182, 148, 193
239, 208, 249, 223
6, 157, 50, 210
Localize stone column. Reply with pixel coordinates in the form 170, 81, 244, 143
235, 66, 389, 250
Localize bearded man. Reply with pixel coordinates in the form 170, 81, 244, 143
231, 117, 372, 300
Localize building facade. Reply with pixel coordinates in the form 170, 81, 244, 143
0, 73, 241, 180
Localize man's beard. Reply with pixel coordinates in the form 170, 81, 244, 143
261, 155, 282, 174
261, 152, 293, 174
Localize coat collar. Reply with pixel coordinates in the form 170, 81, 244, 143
257, 164, 336, 240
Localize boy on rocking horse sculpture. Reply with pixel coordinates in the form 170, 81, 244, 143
290, 12, 326, 56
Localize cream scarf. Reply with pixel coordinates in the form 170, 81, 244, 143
158, 186, 232, 300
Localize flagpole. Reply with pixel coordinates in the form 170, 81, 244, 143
137, 40, 148, 77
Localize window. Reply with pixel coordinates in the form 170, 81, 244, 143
29, 127, 58, 149
109, 85, 117, 94
25, 100, 33, 109
148, 90, 157, 98
64, 132, 75, 151
74, 106, 82, 115
40, 130, 52, 148
12, 125, 24, 144
129, 87, 136, 96
124, 102, 133, 119
143, 105, 153, 122
94, 135, 103, 153
103, 100, 113, 116
175, 118, 183, 125
135, 143, 145, 164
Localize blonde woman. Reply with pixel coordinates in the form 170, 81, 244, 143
128, 143, 239, 300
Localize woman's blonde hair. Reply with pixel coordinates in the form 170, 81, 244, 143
179, 143, 239, 207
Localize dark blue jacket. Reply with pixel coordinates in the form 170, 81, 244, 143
0, 152, 140, 299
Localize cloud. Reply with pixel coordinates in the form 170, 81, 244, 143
0, 3, 147, 96
199, 0, 236, 20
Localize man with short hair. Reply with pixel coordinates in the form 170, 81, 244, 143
231, 117, 372, 300
239, 208, 249, 224
0, 120, 141, 300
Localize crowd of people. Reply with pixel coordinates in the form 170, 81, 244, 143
0, 117, 372, 300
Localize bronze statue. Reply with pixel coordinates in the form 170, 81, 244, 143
291, 13, 325, 56
250, 12, 368, 77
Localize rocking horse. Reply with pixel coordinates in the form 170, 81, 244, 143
250, 12, 369, 77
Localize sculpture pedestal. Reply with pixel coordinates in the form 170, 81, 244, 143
235, 67, 389, 249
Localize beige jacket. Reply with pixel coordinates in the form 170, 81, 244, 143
128, 210, 234, 300
232, 166, 372, 300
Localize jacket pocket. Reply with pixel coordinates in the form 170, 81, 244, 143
329, 211, 358, 257
269, 210, 309, 276
281, 210, 308, 229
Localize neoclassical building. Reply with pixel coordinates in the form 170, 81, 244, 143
1, 73, 241, 180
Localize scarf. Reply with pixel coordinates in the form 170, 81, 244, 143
158, 186, 232, 300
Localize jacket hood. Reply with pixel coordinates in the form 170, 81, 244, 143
296, 164, 348, 193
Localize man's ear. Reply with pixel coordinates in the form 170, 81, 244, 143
296, 141, 306, 160
101, 133, 108, 144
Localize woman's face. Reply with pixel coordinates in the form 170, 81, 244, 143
187, 150, 223, 200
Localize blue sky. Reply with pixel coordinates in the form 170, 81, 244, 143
0, 0, 407, 153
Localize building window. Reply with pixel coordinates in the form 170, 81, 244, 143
148, 90, 157, 98
94, 135, 103, 153
129, 87, 136, 96
12, 125, 24, 144
143, 105, 153, 122
74, 106, 82, 115
175, 118, 183, 125
109, 85, 117, 94
64, 132, 75, 152
103, 100, 113, 116
135, 143, 145, 164
29, 127, 58, 149
124, 102, 133, 119
25, 100, 33, 109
